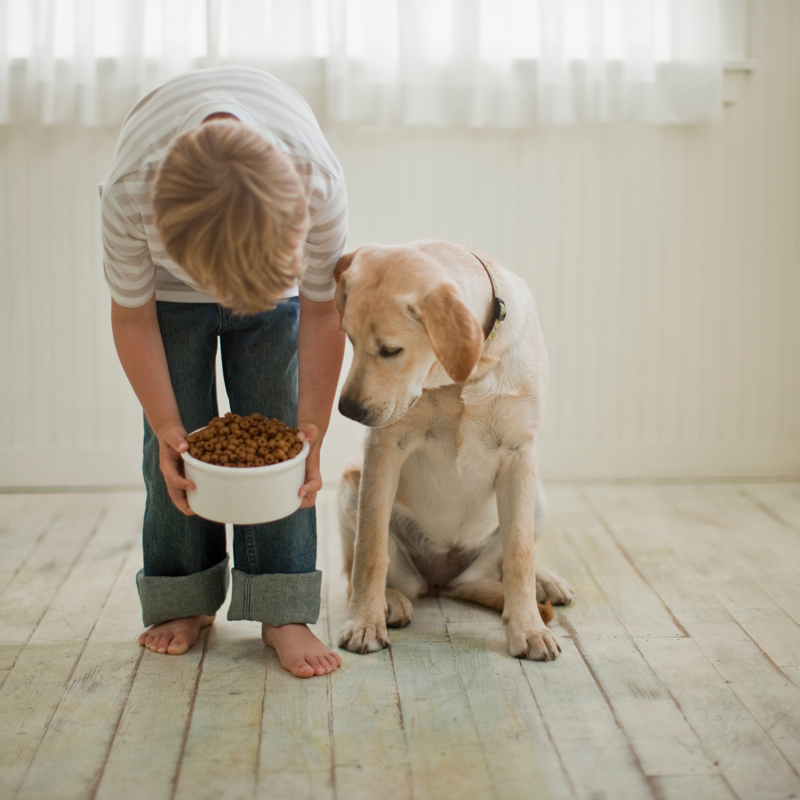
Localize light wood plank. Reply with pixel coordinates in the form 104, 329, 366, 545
446, 621, 568, 800
389, 639, 497, 800
699, 485, 800, 626
713, 581, 800, 669
535, 505, 718, 778
93, 631, 209, 800
0, 494, 106, 669
625, 484, 800, 667
545, 486, 685, 638
257, 651, 334, 800
742, 483, 800, 532
583, 484, 800, 773
3, 483, 800, 800
636, 636, 800, 799
682, 626, 800, 773
0, 494, 139, 797
329, 647, 411, 800
253, 495, 336, 800
14, 549, 144, 800
0, 492, 34, 522
0, 495, 64, 594
323, 493, 413, 800
172, 620, 267, 800
520, 626, 653, 800
651, 775, 737, 800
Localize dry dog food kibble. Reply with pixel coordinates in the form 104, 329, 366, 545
186, 413, 303, 468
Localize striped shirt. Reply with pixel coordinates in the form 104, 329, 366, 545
100, 66, 348, 306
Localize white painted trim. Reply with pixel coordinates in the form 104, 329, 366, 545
537, 441, 800, 481
723, 59, 757, 72
0, 447, 144, 488
1, 440, 798, 488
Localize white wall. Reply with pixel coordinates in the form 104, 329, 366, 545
1, 1, 798, 487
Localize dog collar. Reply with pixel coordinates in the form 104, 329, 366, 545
468, 250, 506, 343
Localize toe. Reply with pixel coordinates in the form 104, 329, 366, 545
291, 660, 315, 679
324, 653, 340, 671
167, 635, 190, 655
307, 655, 326, 675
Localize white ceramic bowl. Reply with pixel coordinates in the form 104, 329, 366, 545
181, 439, 310, 524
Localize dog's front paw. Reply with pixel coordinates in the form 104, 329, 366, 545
506, 619, 561, 661
536, 569, 575, 606
338, 615, 391, 654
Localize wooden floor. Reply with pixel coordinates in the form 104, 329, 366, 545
1, 482, 800, 800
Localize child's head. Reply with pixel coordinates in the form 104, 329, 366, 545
154, 119, 309, 314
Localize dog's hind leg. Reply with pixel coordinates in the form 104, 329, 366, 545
385, 588, 413, 628
536, 569, 575, 606
442, 579, 554, 625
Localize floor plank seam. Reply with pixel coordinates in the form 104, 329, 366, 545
326, 671, 337, 800
255, 649, 268, 800
577, 488, 692, 639
516, 653, 578, 800
739, 486, 799, 533
0, 506, 63, 600
88, 645, 146, 800
4, 505, 109, 676
169, 626, 212, 800
627, 636, 725, 778
13, 546, 136, 798
557, 614, 660, 799
446, 625, 501, 800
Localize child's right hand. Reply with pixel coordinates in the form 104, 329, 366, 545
156, 421, 196, 515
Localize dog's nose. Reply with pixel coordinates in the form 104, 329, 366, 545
338, 396, 369, 423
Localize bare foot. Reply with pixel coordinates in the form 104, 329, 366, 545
138, 614, 215, 655
262, 623, 343, 678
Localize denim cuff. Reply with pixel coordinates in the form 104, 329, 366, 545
227, 568, 321, 625
137, 555, 230, 627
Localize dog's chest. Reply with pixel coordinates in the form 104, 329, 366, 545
394, 388, 506, 547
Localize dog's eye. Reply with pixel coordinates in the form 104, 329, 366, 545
379, 346, 403, 358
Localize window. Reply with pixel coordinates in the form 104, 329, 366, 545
1, 0, 729, 127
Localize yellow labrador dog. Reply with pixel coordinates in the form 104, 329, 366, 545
334, 240, 574, 661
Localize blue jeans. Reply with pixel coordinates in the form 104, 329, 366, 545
136, 299, 321, 628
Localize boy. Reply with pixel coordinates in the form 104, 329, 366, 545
101, 66, 346, 678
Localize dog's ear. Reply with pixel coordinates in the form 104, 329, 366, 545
414, 283, 483, 383
334, 249, 358, 284
334, 249, 358, 328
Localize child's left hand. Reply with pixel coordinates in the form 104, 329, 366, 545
297, 422, 322, 508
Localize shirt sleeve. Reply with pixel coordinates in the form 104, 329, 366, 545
100, 181, 157, 308
299, 166, 348, 303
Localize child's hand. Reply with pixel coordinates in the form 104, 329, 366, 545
156, 421, 196, 515
297, 422, 322, 508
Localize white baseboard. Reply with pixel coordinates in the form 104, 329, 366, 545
537, 440, 800, 481
1, 440, 798, 488
0, 446, 144, 488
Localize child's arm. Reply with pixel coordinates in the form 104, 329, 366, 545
296, 295, 346, 508
111, 297, 196, 515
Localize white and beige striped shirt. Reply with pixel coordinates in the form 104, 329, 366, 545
100, 66, 348, 307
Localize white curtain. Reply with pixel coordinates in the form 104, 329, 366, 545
0, 0, 723, 127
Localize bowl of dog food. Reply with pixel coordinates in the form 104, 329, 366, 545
181, 412, 310, 524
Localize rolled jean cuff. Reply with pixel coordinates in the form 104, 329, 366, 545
227, 568, 322, 626
137, 555, 230, 627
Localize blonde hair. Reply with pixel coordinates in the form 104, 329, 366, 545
154, 120, 309, 314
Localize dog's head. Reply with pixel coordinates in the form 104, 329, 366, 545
335, 243, 483, 427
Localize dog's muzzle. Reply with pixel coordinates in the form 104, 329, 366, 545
338, 395, 370, 424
